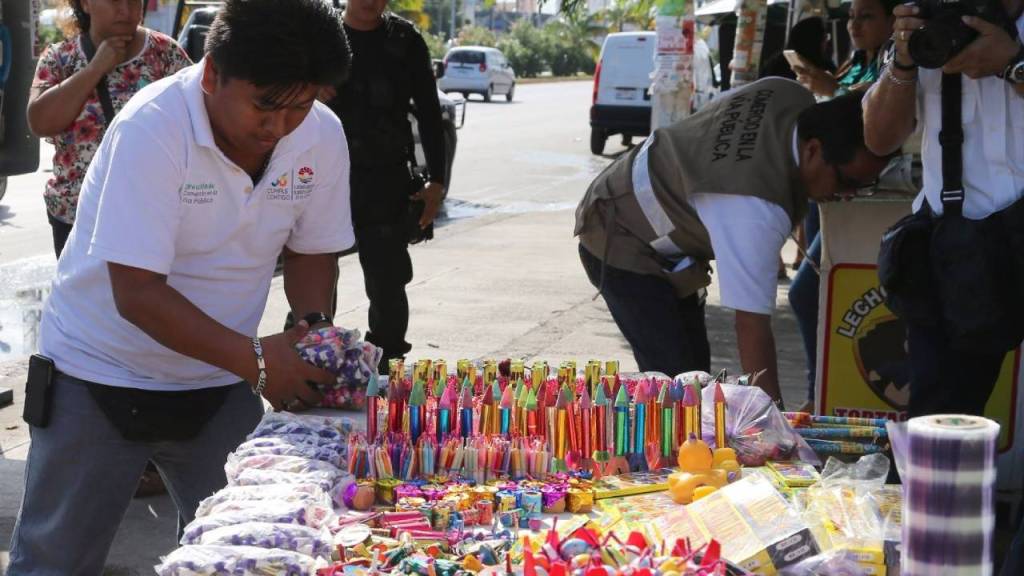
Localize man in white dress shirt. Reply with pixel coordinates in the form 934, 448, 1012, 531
865, 1, 1024, 417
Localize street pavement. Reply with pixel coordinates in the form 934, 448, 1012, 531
0, 80, 809, 574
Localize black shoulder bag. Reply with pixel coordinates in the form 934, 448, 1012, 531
79, 34, 117, 125
879, 73, 1024, 354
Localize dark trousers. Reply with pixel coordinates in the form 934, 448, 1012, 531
356, 225, 413, 369
350, 164, 415, 370
48, 212, 73, 258
1001, 519, 1024, 576
907, 320, 1005, 417
579, 244, 710, 376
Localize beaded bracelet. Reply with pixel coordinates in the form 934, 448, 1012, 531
886, 65, 918, 88
252, 337, 268, 396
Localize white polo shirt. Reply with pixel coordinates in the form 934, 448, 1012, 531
914, 15, 1024, 219
39, 62, 355, 391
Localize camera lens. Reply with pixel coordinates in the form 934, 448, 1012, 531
908, 25, 954, 69
907, 6, 981, 68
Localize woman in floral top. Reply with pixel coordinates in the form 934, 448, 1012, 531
29, 0, 191, 257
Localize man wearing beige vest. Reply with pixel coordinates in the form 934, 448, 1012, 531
576, 78, 890, 405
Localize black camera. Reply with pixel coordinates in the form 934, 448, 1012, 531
908, 0, 987, 68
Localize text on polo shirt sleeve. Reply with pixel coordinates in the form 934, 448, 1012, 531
88, 121, 183, 275
286, 117, 355, 254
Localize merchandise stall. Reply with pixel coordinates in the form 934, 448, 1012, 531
153, 327, 1000, 575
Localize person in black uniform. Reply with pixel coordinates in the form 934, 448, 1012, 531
327, 0, 446, 370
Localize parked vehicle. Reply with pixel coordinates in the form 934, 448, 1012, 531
589, 32, 721, 155
174, 2, 461, 198
438, 46, 516, 103
589, 32, 656, 155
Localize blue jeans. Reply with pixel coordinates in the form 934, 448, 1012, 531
579, 244, 710, 376
788, 232, 821, 401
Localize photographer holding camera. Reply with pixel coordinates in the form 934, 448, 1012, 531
865, 0, 1024, 416
866, 5, 1024, 570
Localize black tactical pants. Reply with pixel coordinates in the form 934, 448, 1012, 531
351, 164, 416, 371
356, 225, 413, 369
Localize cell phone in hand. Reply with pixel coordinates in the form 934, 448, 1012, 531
783, 50, 814, 71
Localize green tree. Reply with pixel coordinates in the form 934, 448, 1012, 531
391, 0, 431, 30
497, 20, 547, 77
422, 30, 448, 59
597, 0, 656, 32
543, 18, 598, 76
457, 25, 497, 47
423, 0, 464, 38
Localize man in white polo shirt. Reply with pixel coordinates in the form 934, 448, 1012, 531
7, 0, 353, 572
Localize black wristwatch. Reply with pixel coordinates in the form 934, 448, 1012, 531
302, 312, 332, 327
999, 44, 1024, 84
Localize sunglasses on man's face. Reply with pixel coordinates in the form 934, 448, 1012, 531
832, 164, 879, 198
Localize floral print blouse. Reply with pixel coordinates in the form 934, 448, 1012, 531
32, 30, 192, 224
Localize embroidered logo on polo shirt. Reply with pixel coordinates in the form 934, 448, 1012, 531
266, 172, 292, 201
181, 182, 219, 205
294, 166, 315, 200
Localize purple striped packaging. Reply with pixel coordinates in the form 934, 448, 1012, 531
888, 414, 999, 576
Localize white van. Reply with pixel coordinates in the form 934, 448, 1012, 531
590, 32, 656, 155
439, 46, 517, 103
590, 33, 720, 155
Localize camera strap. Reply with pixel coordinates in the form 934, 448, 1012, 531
939, 72, 964, 217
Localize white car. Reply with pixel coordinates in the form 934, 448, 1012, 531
438, 46, 516, 103
589, 32, 719, 155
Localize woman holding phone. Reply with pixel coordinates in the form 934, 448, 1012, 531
793, 0, 897, 97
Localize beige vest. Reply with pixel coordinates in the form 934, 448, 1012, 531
575, 78, 815, 298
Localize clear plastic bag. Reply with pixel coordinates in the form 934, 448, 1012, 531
793, 455, 899, 573
294, 326, 382, 410
701, 383, 820, 466
183, 503, 333, 545
190, 497, 335, 532
187, 522, 334, 559
231, 437, 345, 466
819, 453, 890, 488
225, 453, 342, 484
247, 413, 348, 443
195, 484, 332, 519
229, 468, 354, 510
155, 544, 325, 576
778, 550, 875, 575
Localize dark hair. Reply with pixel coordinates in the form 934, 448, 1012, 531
60, 0, 147, 37
786, 17, 835, 72
835, 0, 899, 79
204, 0, 351, 105
796, 90, 875, 165
59, 0, 89, 36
